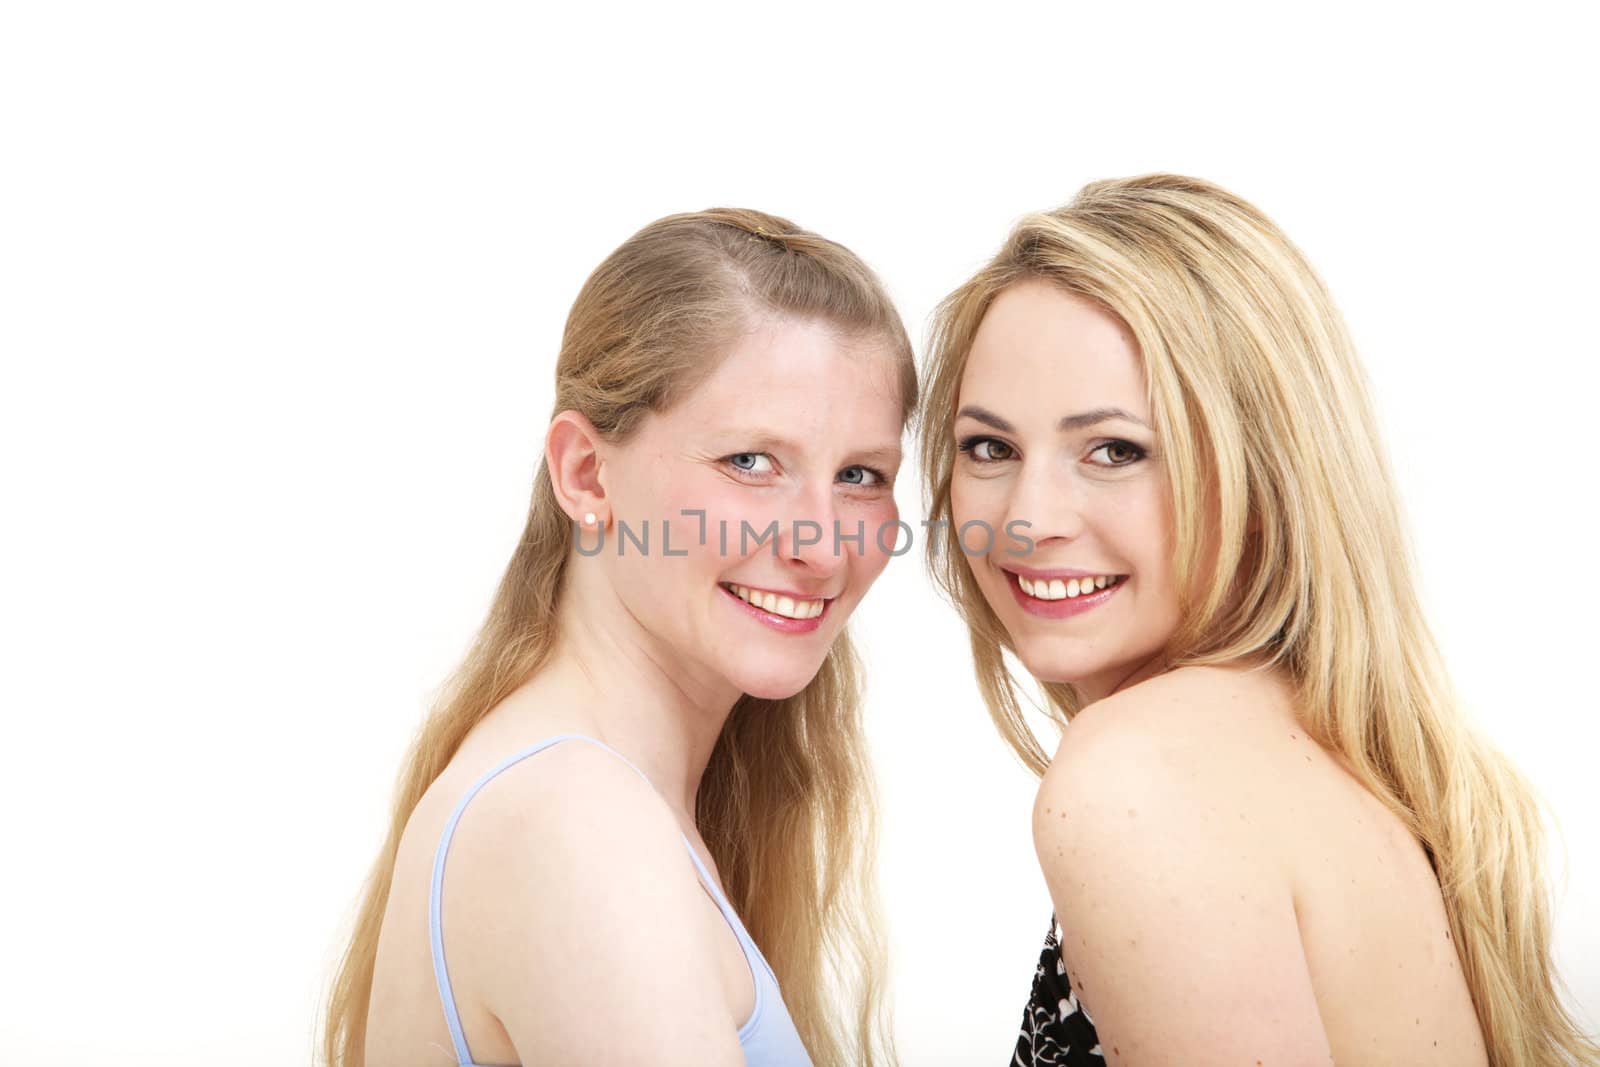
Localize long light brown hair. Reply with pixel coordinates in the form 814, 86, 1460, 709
323, 208, 915, 1066
920, 174, 1597, 1066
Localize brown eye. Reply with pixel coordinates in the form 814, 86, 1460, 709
958, 436, 1016, 463
1089, 440, 1146, 466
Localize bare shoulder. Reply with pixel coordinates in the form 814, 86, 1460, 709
429, 740, 745, 1065
1032, 665, 1335, 1063
1034, 665, 1289, 875
1066, 661, 1294, 744
437, 738, 698, 936
1039, 664, 1298, 813
441, 736, 675, 840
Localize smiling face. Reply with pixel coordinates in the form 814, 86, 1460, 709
949, 279, 1181, 702
600, 314, 905, 701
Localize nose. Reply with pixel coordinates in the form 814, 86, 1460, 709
1004, 455, 1085, 553
777, 480, 847, 579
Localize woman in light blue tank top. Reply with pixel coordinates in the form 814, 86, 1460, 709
324, 209, 916, 1067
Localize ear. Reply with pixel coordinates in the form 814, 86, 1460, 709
545, 410, 611, 526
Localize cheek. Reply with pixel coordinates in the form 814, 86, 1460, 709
948, 474, 1000, 526
605, 468, 684, 586
949, 476, 1011, 580
846, 495, 901, 579
608, 471, 732, 600
693, 481, 787, 562
1120, 488, 1181, 611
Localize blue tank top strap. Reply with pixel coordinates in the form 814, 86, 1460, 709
427, 732, 812, 1066
674, 828, 775, 1029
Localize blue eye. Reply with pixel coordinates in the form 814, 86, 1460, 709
839, 465, 886, 487
727, 453, 775, 475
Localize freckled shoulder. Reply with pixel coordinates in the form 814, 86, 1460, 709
1032, 664, 1309, 868
1030, 665, 1337, 1062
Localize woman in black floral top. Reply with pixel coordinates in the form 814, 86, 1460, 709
919, 174, 1594, 1066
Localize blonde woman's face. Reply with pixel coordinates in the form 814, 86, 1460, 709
950, 280, 1181, 702
601, 316, 905, 702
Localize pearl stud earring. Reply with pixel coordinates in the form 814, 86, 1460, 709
583, 512, 597, 526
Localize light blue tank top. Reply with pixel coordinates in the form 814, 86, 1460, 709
428, 733, 814, 1066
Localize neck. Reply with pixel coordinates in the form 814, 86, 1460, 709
1077, 650, 1173, 706
500, 556, 742, 820
1078, 648, 1281, 706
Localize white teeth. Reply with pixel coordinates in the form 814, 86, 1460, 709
729, 584, 824, 621
1015, 575, 1120, 601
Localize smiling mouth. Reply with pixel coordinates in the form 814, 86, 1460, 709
719, 582, 829, 621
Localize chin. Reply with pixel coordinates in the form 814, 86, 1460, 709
1013, 640, 1109, 688
731, 658, 830, 702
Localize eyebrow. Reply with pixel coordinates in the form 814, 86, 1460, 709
713, 432, 902, 466
955, 404, 1150, 432
848, 446, 904, 469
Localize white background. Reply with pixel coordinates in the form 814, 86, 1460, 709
3, 3, 1596, 1064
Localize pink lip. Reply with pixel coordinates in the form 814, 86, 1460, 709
1002, 568, 1125, 619
719, 583, 828, 634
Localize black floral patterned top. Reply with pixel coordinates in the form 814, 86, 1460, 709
1012, 915, 1104, 1066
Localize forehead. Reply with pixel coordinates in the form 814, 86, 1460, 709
668, 315, 905, 434
962, 280, 1147, 412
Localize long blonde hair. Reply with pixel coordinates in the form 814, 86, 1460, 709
920, 174, 1597, 1067
323, 208, 914, 1067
